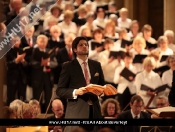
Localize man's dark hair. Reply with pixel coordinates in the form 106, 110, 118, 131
130, 95, 143, 104
72, 36, 88, 57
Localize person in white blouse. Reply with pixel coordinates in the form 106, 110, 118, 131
58, 10, 77, 36
130, 36, 150, 72
104, 20, 119, 41
43, 5, 63, 31
88, 28, 104, 61
127, 20, 141, 40
113, 28, 129, 51
93, 7, 107, 30
78, 13, 96, 36
151, 36, 173, 68
162, 55, 175, 97
117, 8, 132, 30
114, 52, 137, 110
164, 30, 175, 52
134, 57, 162, 108
141, 24, 157, 51
98, 39, 121, 86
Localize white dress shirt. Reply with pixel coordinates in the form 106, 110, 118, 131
72, 57, 90, 99
134, 70, 162, 107
162, 69, 172, 97
113, 64, 137, 94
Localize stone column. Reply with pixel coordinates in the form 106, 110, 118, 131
164, 0, 175, 43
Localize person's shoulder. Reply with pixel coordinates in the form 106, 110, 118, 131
88, 59, 101, 65
117, 110, 131, 119
141, 111, 151, 119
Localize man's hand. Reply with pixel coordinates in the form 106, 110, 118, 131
75, 87, 88, 96
41, 58, 50, 66
15, 53, 26, 63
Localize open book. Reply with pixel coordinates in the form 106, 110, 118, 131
14, 46, 33, 56
146, 106, 175, 117
120, 67, 136, 82
85, 84, 117, 96
140, 84, 169, 93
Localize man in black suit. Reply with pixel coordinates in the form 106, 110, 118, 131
116, 95, 151, 132
169, 70, 175, 107
6, 36, 28, 105
20, 26, 36, 48
31, 35, 58, 113
56, 36, 105, 132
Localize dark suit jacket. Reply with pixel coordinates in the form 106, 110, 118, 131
56, 58, 105, 119
20, 36, 36, 48
169, 70, 175, 107
116, 110, 151, 132
5, 48, 28, 85
30, 48, 58, 88
53, 47, 72, 84
47, 39, 65, 49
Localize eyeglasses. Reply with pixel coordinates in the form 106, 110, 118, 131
157, 103, 165, 106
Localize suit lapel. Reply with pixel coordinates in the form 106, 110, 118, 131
73, 59, 86, 85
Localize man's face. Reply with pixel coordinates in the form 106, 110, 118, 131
74, 40, 89, 56
37, 38, 47, 49
130, 100, 143, 115
50, 29, 61, 38
25, 28, 34, 37
156, 99, 168, 108
52, 105, 64, 118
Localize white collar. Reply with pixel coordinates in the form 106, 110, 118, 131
77, 57, 88, 66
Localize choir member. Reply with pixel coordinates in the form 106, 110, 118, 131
88, 28, 105, 61
130, 36, 150, 72
117, 8, 132, 31
6, 36, 28, 105
127, 20, 141, 40
58, 10, 77, 36
162, 55, 175, 97
135, 57, 162, 108
164, 30, 175, 52
114, 52, 137, 110
30, 35, 58, 113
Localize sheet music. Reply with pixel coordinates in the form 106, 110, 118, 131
150, 106, 175, 114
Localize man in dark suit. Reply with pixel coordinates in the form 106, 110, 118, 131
31, 35, 57, 113
169, 70, 175, 107
6, 36, 28, 105
116, 95, 151, 132
20, 26, 36, 48
56, 36, 105, 132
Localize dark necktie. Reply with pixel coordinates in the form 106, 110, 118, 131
134, 116, 138, 119
68, 49, 72, 60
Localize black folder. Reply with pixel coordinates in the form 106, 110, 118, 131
104, 36, 118, 42
121, 39, 133, 48
120, 67, 136, 81
133, 54, 147, 63
91, 41, 104, 50
146, 41, 157, 49
153, 65, 170, 76
96, 25, 104, 30
109, 51, 125, 59
33, 47, 56, 61
140, 84, 169, 93
160, 55, 169, 62
85, 37, 92, 41
96, 4, 109, 12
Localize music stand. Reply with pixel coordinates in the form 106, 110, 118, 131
140, 126, 171, 132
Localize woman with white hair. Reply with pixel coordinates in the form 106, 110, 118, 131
164, 30, 175, 52
134, 57, 162, 108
